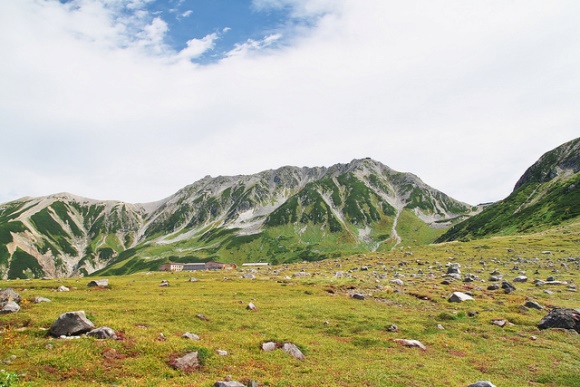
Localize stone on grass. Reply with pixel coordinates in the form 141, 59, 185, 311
242, 273, 256, 279
49, 310, 95, 337
57, 285, 70, 292
87, 279, 108, 288
468, 382, 497, 387
214, 381, 246, 387
393, 339, 426, 351
87, 327, 117, 339
487, 284, 500, 291
0, 288, 22, 304
537, 308, 580, 333
0, 301, 20, 314
170, 351, 199, 371
196, 314, 210, 321
182, 332, 200, 340
513, 276, 527, 283
216, 350, 228, 356
282, 343, 305, 360
448, 292, 474, 302
247, 302, 257, 311
188, 277, 198, 282
351, 293, 365, 300
387, 324, 399, 332
525, 300, 544, 310
390, 279, 404, 286
261, 341, 277, 351
501, 281, 516, 293
34, 297, 51, 303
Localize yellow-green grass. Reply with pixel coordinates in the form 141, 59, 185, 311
1, 224, 580, 386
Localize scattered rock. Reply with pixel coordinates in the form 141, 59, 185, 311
448, 292, 474, 302
392, 339, 426, 351
513, 276, 528, 283
160, 280, 169, 287
525, 300, 544, 310
214, 381, 246, 387
49, 311, 95, 337
468, 382, 497, 387
436, 324, 445, 330
501, 281, 516, 293
57, 286, 70, 292
182, 332, 200, 340
34, 297, 52, 303
261, 342, 277, 352
387, 324, 399, 333
0, 301, 20, 314
351, 293, 365, 300
487, 284, 500, 291
390, 279, 404, 286
170, 351, 200, 371
247, 302, 257, 311
242, 273, 256, 279
282, 343, 305, 360
0, 288, 22, 304
87, 327, 117, 339
196, 314, 210, 321
491, 319, 509, 328
216, 350, 228, 356
87, 279, 108, 288
537, 308, 580, 333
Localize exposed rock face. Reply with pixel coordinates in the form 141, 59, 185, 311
0, 158, 475, 279
537, 308, 580, 333
49, 311, 95, 337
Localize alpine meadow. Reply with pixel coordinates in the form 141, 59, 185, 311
1, 138, 580, 386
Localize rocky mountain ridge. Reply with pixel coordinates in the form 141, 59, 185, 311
0, 158, 475, 279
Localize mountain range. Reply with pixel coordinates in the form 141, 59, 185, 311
0, 158, 476, 279
1, 137, 578, 279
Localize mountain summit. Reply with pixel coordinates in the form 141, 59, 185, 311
437, 137, 580, 242
0, 159, 475, 279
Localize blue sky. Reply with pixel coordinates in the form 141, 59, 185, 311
1, 0, 579, 205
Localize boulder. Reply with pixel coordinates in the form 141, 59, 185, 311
0, 288, 22, 305
513, 276, 528, 283
351, 293, 365, 300
182, 332, 200, 340
214, 382, 246, 387
282, 343, 305, 360
392, 339, 426, 351
501, 281, 516, 293
0, 301, 20, 314
537, 308, 580, 333
170, 351, 199, 371
87, 279, 108, 288
468, 382, 497, 387
525, 300, 544, 310
261, 341, 277, 351
87, 327, 117, 339
49, 311, 95, 337
448, 292, 474, 302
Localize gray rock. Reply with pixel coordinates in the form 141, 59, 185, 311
87, 327, 117, 339
538, 308, 580, 333
242, 273, 256, 279
261, 341, 277, 351
216, 350, 228, 356
49, 310, 95, 337
188, 277, 198, 282
351, 293, 365, 300
182, 332, 200, 340
468, 382, 497, 387
214, 381, 246, 387
247, 302, 257, 310
0, 301, 20, 314
87, 279, 108, 288
514, 276, 528, 283
525, 300, 543, 310
390, 279, 404, 286
387, 324, 399, 332
488, 275, 502, 282
282, 343, 305, 360
34, 297, 52, 303
448, 292, 474, 302
0, 288, 22, 305
171, 351, 199, 370
57, 285, 70, 292
487, 284, 500, 291
501, 281, 516, 292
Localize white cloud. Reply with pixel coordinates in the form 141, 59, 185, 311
0, 0, 579, 205
182, 10, 193, 18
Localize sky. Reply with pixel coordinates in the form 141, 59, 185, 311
0, 0, 579, 206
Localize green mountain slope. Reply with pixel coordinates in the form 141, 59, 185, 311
0, 159, 476, 278
437, 137, 580, 242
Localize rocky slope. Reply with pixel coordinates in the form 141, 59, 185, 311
0, 158, 476, 279
437, 137, 580, 242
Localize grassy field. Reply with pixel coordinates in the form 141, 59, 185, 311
1, 223, 580, 386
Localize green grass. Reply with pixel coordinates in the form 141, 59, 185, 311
1, 223, 579, 386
